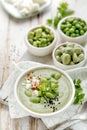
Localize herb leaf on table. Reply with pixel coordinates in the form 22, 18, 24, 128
73, 79, 85, 105
47, 2, 74, 29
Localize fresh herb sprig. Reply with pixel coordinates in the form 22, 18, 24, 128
73, 79, 85, 105
47, 2, 74, 29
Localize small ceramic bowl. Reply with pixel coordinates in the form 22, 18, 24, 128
25, 25, 56, 56
52, 42, 86, 70
58, 16, 87, 45
14, 65, 75, 118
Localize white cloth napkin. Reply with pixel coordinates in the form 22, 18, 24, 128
1, 61, 87, 130
42, 67, 87, 130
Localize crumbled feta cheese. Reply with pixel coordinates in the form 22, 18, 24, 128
19, 8, 29, 16
46, 87, 49, 91
26, 80, 31, 84
5, 0, 40, 16
17, 4, 30, 11
33, 0, 46, 5
5, 0, 16, 4
25, 84, 31, 89
32, 76, 40, 87
32, 90, 38, 96
22, 82, 26, 86
13, 0, 23, 8
30, 3, 39, 12
14, 0, 32, 10
32, 76, 37, 81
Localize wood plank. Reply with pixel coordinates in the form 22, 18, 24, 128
0, 5, 10, 88
0, 105, 9, 130
37, 119, 47, 130
1, 17, 10, 86
0, 103, 2, 130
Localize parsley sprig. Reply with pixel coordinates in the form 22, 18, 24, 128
73, 79, 85, 105
47, 2, 74, 29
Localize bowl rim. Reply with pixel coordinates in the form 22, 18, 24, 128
25, 24, 56, 50
52, 42, 86, 69
58, 15, 87, 40
14, 65, 75, 118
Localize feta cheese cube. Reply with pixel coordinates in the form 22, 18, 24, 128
5, 0, 16, 4
25, 84, 31, 89
26, 80, 31, 84
32, 90, 38, 96
22, 83, 26, 86
19, 8, 29, 16
32, 0, 46, 5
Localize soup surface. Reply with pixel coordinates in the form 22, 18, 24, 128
17, 68, 73, 114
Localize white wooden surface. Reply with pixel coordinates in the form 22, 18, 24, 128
0, 0, 87, 130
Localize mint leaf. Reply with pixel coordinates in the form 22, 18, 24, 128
73, 79, 85, 105
59, 2, 68, 10
47, 19, 53, 26
75, 88, 83, 96
53, 16, 61, 29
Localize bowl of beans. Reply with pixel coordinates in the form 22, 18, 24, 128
25, 25, 56, 56
58, 16, 87, 45
52, 42, 86, 70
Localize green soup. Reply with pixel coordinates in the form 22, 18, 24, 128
17, 68, 73, 114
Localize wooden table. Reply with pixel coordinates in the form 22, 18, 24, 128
0, 0, 86, 130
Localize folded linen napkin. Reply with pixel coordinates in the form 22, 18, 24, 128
0, 61, 87, 130
42, 67, 87, 130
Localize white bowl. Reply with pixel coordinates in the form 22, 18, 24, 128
58, 16, 87, 45
14, 65, 75, 118
25, 25, 56, 56
52, 42, 86, 70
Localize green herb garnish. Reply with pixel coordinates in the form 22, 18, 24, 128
73, 79, 85, 105
47, 2, 74, 29
47, 19, 53, 26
